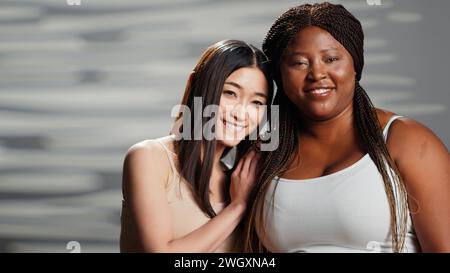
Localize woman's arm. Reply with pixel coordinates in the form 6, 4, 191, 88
388, 118, 450, 252
122, 141, 259, 252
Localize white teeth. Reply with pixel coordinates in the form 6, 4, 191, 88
309, 88, 331, 94
223, 120, 245, 132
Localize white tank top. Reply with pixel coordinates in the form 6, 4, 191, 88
261, 115, 421, 253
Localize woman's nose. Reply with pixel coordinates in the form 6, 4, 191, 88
307, 61, 327, 81
231, 104, 247, 122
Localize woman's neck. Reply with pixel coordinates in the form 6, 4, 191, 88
299, 104, 356, 143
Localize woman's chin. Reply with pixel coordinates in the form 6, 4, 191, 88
301, 105, 339, 121
216, 134, 246, 148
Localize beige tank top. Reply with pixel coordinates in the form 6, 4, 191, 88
120, 135, 240, 252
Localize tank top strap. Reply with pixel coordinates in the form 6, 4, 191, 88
154, 136, 189, 201
154, 135, 177, 173
154, 135, 182, 195
383, 115, 403, 142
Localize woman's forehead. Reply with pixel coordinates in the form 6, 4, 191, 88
287, 26, 343, 51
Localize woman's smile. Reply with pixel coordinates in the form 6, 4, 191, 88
304, 87, 335, 98
221, 118, 247, 133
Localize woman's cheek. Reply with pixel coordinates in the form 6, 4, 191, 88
283, 70, 306, 94
249, 106, 264, 130
219, 99, 234, 117
218, 96, 231, 110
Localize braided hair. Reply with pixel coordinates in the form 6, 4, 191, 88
243, 2, 409, 253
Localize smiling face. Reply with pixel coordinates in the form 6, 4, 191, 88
280, 26, 356, 121
215, 66, 269, 147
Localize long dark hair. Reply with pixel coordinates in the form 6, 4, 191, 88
243, 3, 409, 252
173, 40, 273, 218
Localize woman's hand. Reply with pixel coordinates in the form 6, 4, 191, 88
230, 149, 260, 206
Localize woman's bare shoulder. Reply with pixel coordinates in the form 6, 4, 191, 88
127, 139, 164, 159
375, 108, 448, 158
127, 136, 176, 157
123, 137, 175, 183
375, 107, 431, 137
387, 116, 443, 146
384, 116, 447, 162
375, 108, 396, 129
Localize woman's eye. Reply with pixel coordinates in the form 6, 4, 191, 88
292, 61, 308, 67
252, 100, 264, 106
325, 56, 339, 63
223, 90, 236, 97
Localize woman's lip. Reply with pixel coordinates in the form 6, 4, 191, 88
304, 88, 334, 96
221, 119, 247, 130
305, 87, 335, 92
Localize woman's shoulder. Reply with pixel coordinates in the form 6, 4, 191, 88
376, 108, 431, 136
127, 135, 176, 157
126, 139, 164, 159
124, 136, 177, 176
375, 108, 447, 159
375, 108, 396, 129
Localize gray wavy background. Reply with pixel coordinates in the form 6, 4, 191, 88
0, 0, 448, 252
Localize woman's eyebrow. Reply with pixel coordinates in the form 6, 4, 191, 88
286, 51, 307, 57
224, 81, 241, 89
287, 47, 339, 56
253, 92, 268, 99
320, 47, 339, 52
